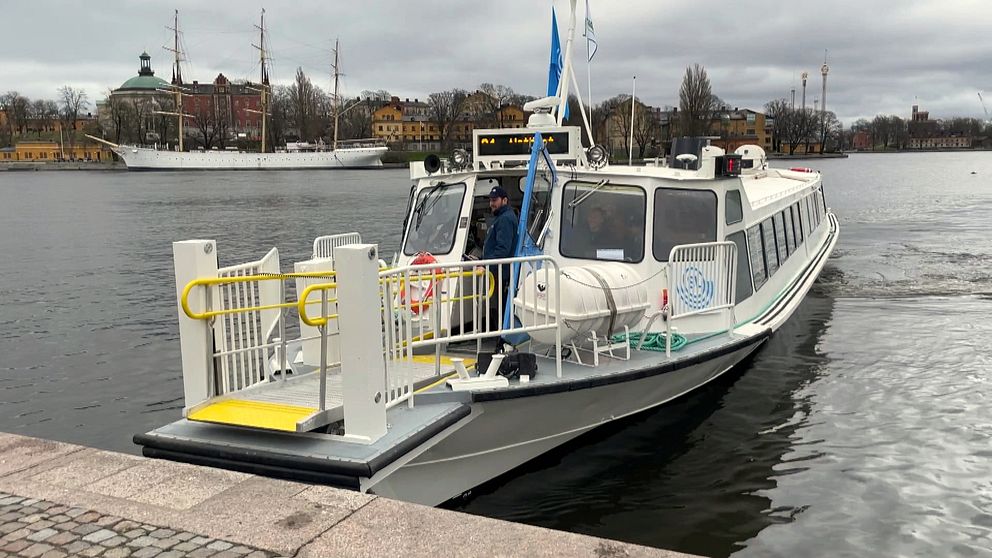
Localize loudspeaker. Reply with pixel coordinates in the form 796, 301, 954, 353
424, 154, 441, 174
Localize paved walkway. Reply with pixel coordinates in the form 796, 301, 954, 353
0, 433, 694, 558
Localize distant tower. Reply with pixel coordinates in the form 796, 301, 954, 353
791, 87, 796, 109
821, 50, 829, 116
801, 71, 808, 111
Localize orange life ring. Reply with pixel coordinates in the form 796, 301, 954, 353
400, 252, 441, 315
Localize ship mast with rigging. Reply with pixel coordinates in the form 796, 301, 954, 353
248, 9, 271, 153
331, 38, 341, 151
160, 9, 192, 151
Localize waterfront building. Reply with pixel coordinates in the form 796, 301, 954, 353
372, 94, 526, 150
102, 52, 263, 148
654, 107, 774, 156
907, 104, 973, 149
1, 140, 111, 162
852, 131, 871, 151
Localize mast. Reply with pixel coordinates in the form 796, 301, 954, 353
332, 38, 340, 151
253, 9, 270, 153
164, 9, 185, 151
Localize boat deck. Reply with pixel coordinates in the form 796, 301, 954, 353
188, 355, 472, 433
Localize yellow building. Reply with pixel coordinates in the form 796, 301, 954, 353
0, 140, 113, 162
372, 95, 527, 150
709, 109, 773, 153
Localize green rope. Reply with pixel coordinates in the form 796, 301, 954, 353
611, 331, 688, 352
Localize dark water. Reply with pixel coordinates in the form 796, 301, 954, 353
2, 153, 991, 557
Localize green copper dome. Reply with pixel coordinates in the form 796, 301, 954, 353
117, 52, 169, 91
119, 74, 169, 91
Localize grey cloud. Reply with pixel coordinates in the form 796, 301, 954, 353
2, 0, 990, 124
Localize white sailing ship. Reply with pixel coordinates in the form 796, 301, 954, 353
90, 11, 386, 171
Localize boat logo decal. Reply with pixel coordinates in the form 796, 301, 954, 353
677, 266, 714, 310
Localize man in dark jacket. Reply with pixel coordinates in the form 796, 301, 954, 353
482, 186, 517, 332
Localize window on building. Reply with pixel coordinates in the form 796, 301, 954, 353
747, 225, 767, 290
653, 188, 717, 261
761, 219, 778, 276
725, 190, 743, 225
727, 231, 753, 302
561, 181, 646, 262
746, 128, 755, 135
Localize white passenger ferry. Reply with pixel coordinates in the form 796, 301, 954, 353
136, 0, 838, 505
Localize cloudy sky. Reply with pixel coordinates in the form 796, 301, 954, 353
3, 0, 991, 124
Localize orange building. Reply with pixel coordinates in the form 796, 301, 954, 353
1, 140, 112, 162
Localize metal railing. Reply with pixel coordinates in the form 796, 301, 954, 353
381, 255, 563, 405
180, 262, 338, 397
312, 232, 362, 260
667, 241, 737, 321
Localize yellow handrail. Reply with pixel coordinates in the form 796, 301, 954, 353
298, 282, 341, 327
299, 268, 495, 326
180, 271, 336, 321
182, 267, 494, 326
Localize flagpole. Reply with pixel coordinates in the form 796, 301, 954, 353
586, 33, 593, 142
628, 75, 636, 165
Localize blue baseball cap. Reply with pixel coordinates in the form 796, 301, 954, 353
489, 186, 509, 199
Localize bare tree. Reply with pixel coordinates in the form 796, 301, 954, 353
105, 94, 133, 144
287, 68, 324, 141
1, 91, 30, 141
427, 89, 468, 151
764, 98, 790, 152
267, 85, 291, 149
678, 64, 715, 137
57, 86, 89, 146
632, 102, 660, 158
477, 83, 516, 128
191, 101, 220, 149
30, 99, 58, 138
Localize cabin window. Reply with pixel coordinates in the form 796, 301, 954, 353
727, 231, 753, 302
793, 203, 804, 245
725, 190, 743, 225
761, 219, 779, 276
403, 182, 466, 256
773, 213, 788, 264
805, 195, 816, 233
783, 209, 796, 254
747, 225, 767, 290
652, 188, 717, 261
560, 181, 645, 262
820, 186, 828, 214
812, 191, 823, 227
518, 172, 554, 246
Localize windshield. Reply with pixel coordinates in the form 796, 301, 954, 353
560, 181, 646, 262
403, 183, 466, 256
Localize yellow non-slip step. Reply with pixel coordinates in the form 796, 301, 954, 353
187, 399, 316, 432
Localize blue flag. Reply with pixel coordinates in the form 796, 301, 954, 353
547, 8, 569, 120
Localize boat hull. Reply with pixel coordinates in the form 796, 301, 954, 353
367, 340, 763, 506
115, 146, 387, 170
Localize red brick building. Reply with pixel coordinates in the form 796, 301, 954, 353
183, 74, 264, 143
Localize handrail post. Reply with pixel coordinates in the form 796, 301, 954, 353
336, 244, 387, 443
173, 240, 219, 414
279, 281, 287, 382
318, 289, 328, 412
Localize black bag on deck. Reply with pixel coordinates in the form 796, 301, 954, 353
476, 351, 537, 380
